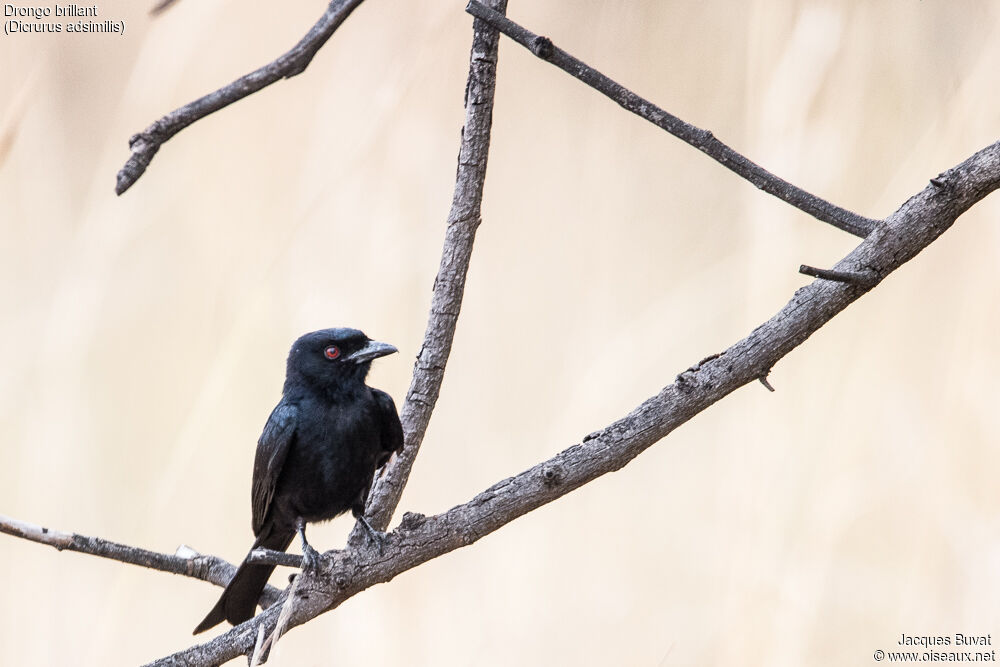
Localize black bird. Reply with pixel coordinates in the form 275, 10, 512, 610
194, 328, 403, 634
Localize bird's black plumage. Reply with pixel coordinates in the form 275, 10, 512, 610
194, 328, 403, 634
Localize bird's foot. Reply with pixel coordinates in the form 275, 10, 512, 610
355, 515, 386, 555
296, 518, 322, 572
300, 541, 322, 571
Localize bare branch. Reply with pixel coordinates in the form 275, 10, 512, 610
0, 513, 282, 607
357, 0, 510, 536
146, 141, 1000, 667
465, 1, 879, 239
115, 0, 366, 195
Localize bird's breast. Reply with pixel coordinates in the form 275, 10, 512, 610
276, 396, 383, 522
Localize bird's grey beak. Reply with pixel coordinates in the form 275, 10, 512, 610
345, 340, 398, 364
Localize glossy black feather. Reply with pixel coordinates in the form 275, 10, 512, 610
194, 328, 402, 634
251, 402, 298, 537
372, 389, 403, 471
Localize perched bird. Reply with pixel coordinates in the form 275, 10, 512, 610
194, 328, 403, 634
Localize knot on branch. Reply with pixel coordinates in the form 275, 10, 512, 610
930, 170, 954, 190
541, 463, 563, 488
531, 35, 554, 59
675, 352, 721, 389
400, 512, 427, 531
675, 372, 695, 390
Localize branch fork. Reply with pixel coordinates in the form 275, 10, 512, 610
4, 2, 997, 666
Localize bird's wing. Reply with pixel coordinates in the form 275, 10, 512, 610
371, 389, 404, 469
250, 401, 298, 536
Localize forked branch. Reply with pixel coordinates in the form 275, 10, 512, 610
29, 1, 999, 665
465, 0, 879, 238
143, 141, 1000, 665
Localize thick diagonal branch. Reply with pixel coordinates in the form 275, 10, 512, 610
145, 141, 1000, 667
115, 0, 366, 195
465, 1, 878, 238
357, 0, 510, 536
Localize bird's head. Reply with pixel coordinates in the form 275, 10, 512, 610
285, 328, 397, 393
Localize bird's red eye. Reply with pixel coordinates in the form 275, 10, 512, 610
324, 346, 341, 360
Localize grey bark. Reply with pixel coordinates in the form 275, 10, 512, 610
465, 0, 878, 238
0, 514, 282, 608
4, 1, 996, 665
357, 0, 510, 535
143, 140, 1000, 665
115, 0, 367, 195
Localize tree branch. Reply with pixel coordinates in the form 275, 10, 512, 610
144, 141, 1000, 666
247, 547, 303, 568
465, 0, 879, 238
355, 0, 510, 537
0, 514, 282, 608
115, 0, 367, 195
27, 2, 995, 664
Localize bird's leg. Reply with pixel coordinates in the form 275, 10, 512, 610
352, 506, 386, 555
295, 517, 321, 571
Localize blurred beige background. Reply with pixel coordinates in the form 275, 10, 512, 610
2, 1, 999, 665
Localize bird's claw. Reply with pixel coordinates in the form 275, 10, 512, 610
300, 542, 322, 572
296, 517, 322, 572
366, 529, 386, 556
355, 515, 386, 555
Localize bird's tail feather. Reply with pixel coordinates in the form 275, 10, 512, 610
193, 528, 295, 635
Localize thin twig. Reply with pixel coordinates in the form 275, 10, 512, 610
252, 568, 301, 665
248, 626, 266, 667
143, 141, 1000, 667
356, 0, 510, 536
465, 1, 879, 238
799, 264, 876, 286
149, 0, 181, 16
115, 0, 366, 195
0, 514, 281, 607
